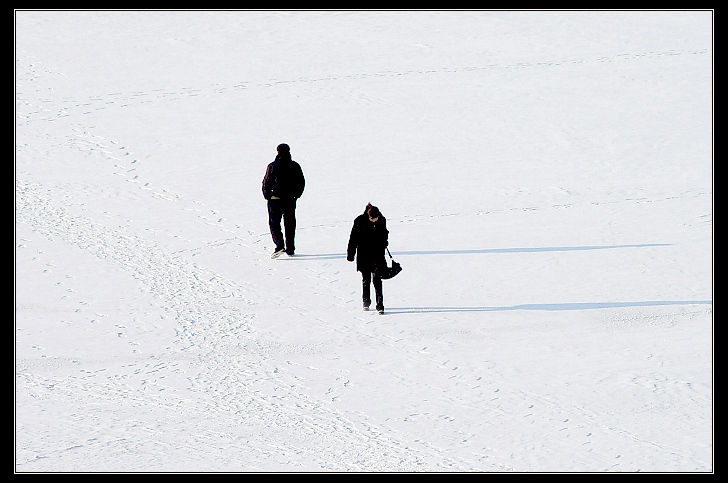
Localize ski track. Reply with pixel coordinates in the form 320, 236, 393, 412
15, 47, 708, 127
15, 46, 711, 231
15, 41, 712, 472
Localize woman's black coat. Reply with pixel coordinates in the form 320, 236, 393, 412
347, 210, 389, 273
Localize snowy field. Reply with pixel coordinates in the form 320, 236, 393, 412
15, 10, 712, 472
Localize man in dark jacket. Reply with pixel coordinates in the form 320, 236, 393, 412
262, 143, 305, 258
347, 203, 388, 314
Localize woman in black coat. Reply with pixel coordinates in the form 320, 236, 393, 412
347, 203, 388, 314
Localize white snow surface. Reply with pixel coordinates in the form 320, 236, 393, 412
15, 10, 712, 473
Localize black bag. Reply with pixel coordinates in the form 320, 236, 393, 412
379, 248, 402, 280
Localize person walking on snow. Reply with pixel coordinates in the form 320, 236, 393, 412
347, 203, 388, 314
262, 143, 305, 258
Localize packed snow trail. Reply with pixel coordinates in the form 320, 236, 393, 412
17, 178, 488, 471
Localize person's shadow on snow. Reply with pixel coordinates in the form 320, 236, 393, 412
280, 243, 670, 260
384, 300, 712, 315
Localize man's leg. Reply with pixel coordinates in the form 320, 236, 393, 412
282, 199, 297, 255
267, 200, 285, 252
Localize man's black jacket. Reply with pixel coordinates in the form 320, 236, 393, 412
262, 154, 305, 200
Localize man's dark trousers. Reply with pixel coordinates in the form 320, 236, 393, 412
268, 198, 297, 254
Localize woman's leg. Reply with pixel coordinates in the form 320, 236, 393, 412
362, 271, 371, 309
373, 272, 383, 312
